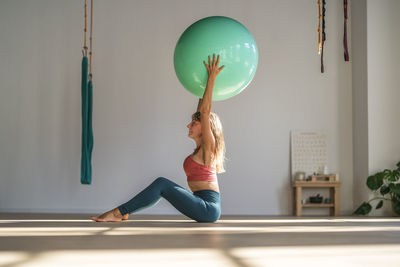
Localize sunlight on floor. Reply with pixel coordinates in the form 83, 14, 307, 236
1, 245, 400, 267
232, 244, 400, 267
0, 249, 233, 267
0, 227, 110, 236
103, 225, 400, 235
1, 224, 400, 237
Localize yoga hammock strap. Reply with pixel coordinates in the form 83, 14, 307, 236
318, 0, 321, 54
89, 0, 93, 80
320, 0, 326, 73
343, 0, 349, 61
83, 0, 93, 80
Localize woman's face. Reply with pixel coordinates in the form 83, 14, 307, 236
187, 119, 201, 138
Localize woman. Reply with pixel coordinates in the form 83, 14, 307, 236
90, 54, 225, 223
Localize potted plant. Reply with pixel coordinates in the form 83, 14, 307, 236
353, 161, 400, 216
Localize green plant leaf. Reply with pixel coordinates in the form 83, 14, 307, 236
383, 169, 391, 176
393, 201, 400, 216
353, 202, 372, 215
396, 161, 400, 170
387, 170, 397, 182
376, 200, 384, 209
393, 170, 400, 181
380, 185, 390, 195
377, 172, 386, 182
389, 183, 400, 195
367, 174, 383, 190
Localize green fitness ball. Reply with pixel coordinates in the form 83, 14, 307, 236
174, 16, 258, 101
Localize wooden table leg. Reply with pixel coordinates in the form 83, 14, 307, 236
295, 187, 302, 216
329, 186, 340, 216
293, 187, 296, 216
334, 186, 340, 216
329, 187, 334, 216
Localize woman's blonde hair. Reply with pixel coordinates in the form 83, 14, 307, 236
192, 111, 226, 173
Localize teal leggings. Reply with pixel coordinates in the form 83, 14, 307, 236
117, 177, 221, 223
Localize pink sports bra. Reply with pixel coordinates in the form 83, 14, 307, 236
183, 154, 217, 182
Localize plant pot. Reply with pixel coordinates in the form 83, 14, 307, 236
391, 200, 399, 217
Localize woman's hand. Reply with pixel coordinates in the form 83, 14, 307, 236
200, 54, 223, 110
203, 54, 224, 80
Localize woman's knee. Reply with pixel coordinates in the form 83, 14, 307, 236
196, 210, 221, 223
153, 177, 168, 183
152, 177, 174, 187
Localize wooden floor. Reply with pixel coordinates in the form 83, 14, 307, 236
1, 213, 400, 266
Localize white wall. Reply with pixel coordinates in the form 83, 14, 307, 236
366, 0, 400, 216
351, 0, 400, 216
0, 0, 354, 215
351, 0, 369, 212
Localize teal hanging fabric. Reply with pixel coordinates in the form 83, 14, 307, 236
81, 0, 94, 184
87, 78, 94, 177
81, 55, 93, 184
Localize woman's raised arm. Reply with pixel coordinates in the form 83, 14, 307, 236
199, 55, 224, 113
196, 98, 203, 112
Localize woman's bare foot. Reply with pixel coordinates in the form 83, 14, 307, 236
90, 208, 129, 222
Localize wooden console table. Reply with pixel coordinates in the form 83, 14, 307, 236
292, 180, 341, 216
